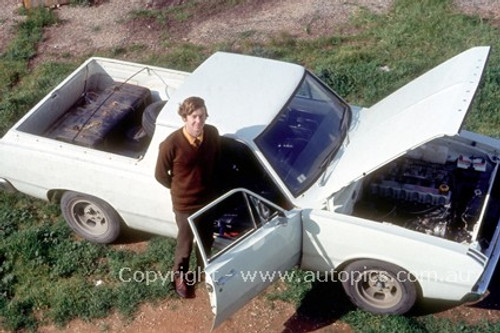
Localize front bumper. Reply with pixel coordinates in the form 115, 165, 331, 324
465, 214, 500, 304
0, 178, 17, 193
461, 290, 490, 305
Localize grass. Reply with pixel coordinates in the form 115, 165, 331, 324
0, 7, 58, 97
69, 0, 98, 6
244, 0, 500, 137
0, 7, 69, 137
342, 310, 500, 333
128, 0, 245, 28
0, 193, 176, 331
0, 0, 499, 331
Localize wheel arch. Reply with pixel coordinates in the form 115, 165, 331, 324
48, 188, 128, 226
48, 188, 120, 209
47, 189, 64, 204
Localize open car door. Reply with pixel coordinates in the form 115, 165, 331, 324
188, 189, 302, 328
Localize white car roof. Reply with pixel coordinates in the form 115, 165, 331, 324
156, 52, 305, 142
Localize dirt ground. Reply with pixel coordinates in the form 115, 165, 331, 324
1, 0, 500, 332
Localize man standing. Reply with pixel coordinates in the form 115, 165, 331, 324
155, 96, 220, 298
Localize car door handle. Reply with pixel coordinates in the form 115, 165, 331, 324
215, 269, 236, 286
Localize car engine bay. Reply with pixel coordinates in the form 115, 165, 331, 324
348, 138, 500, 245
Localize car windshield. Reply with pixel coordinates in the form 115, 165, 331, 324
255, 72, 351, 196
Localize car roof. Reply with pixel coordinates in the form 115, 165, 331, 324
156, 52, 305, 143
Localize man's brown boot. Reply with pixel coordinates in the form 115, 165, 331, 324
174, 273, 195, 299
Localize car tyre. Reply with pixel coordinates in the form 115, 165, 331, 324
341, 259, 417, 315
60, 191, 122, 244
142, 100, 166, 137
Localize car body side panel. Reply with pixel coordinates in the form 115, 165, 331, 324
459, 130, 500, 153
0, 133, 177, 237
300, 209, 485, 301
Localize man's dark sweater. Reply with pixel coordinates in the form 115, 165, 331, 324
155, 124, 220, 212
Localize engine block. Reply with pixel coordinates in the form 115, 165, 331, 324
370, 158, 452, 206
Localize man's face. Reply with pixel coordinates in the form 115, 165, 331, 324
183, 107, 207, 138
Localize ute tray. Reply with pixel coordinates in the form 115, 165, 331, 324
45, 82, 151, 148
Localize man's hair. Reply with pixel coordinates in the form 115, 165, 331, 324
178, 96, 208, 118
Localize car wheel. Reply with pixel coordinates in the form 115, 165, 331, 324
60, 191, 121, 244
142, 100, 166, 137
341, 259, 417, 315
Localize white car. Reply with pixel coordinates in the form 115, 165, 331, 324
0, 47, 499, 328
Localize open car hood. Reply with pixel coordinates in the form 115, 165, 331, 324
323, 46, 490, 195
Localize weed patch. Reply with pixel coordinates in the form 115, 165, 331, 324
342, 310, 500, 333
0, 194, 177, 330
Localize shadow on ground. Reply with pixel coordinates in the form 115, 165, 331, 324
282, 281, 355, 332
116, 225, 155, 244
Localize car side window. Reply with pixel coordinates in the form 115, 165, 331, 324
191, 191, 281, 263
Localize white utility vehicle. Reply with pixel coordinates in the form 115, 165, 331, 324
1, 47, 499, 327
